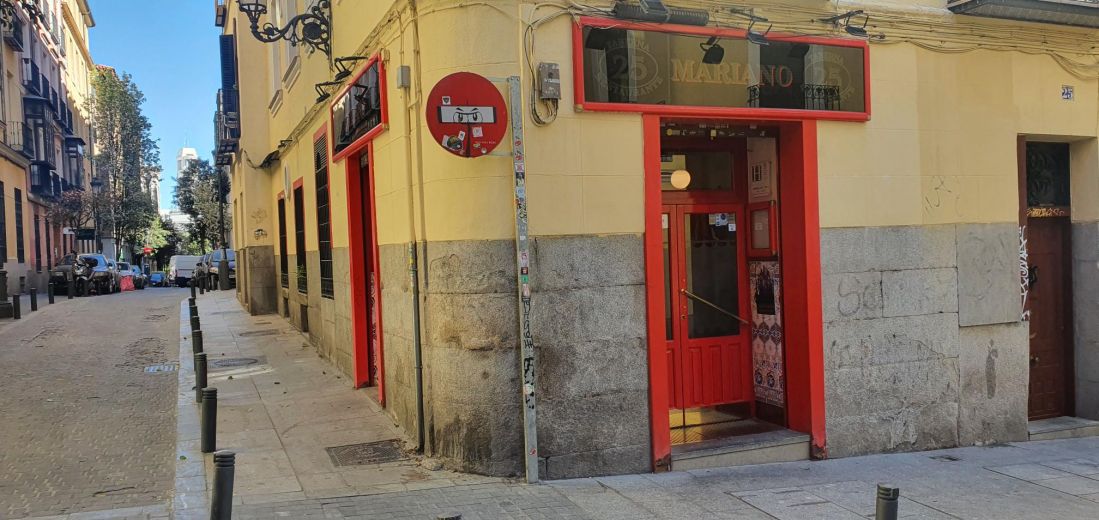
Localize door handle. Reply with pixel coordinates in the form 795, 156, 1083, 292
680, 289, 750, 325
1030, 355, 1040, 366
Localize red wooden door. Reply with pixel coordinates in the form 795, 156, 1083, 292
1027, 217, 1073, 420
664, 203, 752, 409
358, 152, 381, 385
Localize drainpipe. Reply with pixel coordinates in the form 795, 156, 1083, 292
404, 0, 427, 453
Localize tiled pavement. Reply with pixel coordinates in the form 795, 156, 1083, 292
177, 291, 1099, 520
0, 287, 181, 520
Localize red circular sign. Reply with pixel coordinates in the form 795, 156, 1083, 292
425, 72, 508, 158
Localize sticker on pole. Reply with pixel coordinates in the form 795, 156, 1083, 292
426, 72, 508, 158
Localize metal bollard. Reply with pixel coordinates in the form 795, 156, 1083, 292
29, 289, 37, 312
199, 277, 205, 295
875, 484, 899, 520
192, 329, 204, 355
210, 450, 235, 520
189, 303, 198, 320
190, 278, 196, 299
12, 293, 20, 319
195, 352, 208, 403
67, 274, 74, 300
201, 388, 217, 453
190, 314, 201, 332
47, 282, 55, 304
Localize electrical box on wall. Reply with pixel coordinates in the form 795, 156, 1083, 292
537, 62, 561, 100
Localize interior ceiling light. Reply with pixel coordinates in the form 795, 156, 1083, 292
819, 10, 871, 38
746, 19, 773, 46
670, 169, 692, 190
700, 36, 724, 65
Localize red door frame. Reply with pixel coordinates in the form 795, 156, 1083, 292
644, 115, 826, 470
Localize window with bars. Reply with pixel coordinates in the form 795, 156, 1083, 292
278, 196, 288, 288
293, 185, 307, 293
0, 181, 6, 263
14, 188, 24, 263
315, 135, 333, 298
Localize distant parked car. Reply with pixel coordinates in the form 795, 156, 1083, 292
148, 272, 166, 287
117, 262, 146, 290
206, 249, 236, 289
77, 254, 115, 295
50, 254, 78, 294
105, 259, 122, 293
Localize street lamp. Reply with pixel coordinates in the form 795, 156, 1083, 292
238, 0, 332, 60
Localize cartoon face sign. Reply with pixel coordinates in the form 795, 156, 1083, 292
426, 72, 508, 158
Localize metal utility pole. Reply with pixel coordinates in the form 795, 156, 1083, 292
217, 167, 229, 290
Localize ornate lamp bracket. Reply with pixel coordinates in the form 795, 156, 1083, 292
239, 0, 331, 60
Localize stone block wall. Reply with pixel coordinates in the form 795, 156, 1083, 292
243, 245, 277, 315
1073, 221, 1099, 419
821, 224, 1029, 457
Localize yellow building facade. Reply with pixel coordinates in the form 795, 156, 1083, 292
0, 0, 94, 299
219, 0, 1099, 479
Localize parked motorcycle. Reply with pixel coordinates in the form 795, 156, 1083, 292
72, 257, 92, 297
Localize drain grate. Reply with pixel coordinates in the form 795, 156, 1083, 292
212, 357, 262, 368
144, 364, 177, 373
239, 329, 278, 337
326, 440, 406, 467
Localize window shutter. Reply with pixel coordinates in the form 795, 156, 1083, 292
219, 34, 239, 112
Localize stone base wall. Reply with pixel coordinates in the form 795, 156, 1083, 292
1073, 221, 1099, 419
376, 236, 650, 479
241, 246, 277, 315
821, 224, 1029, 457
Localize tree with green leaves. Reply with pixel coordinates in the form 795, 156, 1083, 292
173, 158, 231, 253
88, 66, 160, 260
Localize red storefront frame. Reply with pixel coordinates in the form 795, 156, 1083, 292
571, 15, 846, 470
572, 16, 872, 122
329, 54, 389, 403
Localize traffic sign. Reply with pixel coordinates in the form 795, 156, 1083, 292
425, 72, 508, 158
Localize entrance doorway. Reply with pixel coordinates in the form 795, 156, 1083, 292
658, 121, 789, 449
1023, 141, 1075, 420
345, 143, 385, 401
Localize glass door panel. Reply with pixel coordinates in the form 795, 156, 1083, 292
683, 212, 740, 339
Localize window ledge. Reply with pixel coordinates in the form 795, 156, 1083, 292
283, 55, 302, 92
269, 89, 284, 115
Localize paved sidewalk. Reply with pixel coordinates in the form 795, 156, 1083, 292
176, 292, 1099, 520
173, 291, 501, 519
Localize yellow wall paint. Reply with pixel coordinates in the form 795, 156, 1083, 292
228, 0, 1099, 257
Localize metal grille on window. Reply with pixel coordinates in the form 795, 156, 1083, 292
14, 189, 24, 263
315, 135, 333, 298
33, 215, 41, 272
293, 186, 307, 293
278, 197, 289, 288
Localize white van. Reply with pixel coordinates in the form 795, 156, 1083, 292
168, 255, 203, 287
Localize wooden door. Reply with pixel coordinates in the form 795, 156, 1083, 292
664, 203, 752, 409
358, 152, 380, 385
1027, 216, 1073, 420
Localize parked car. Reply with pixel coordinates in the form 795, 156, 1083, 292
168, 255, 202, 287
50, 254, 78, 294
148, 272, 166, 287
117, 262, 146, 290
206, 249, 236, 289
131, 264, 147, 289
105, 259, 122, 293
194, 253, 211, 288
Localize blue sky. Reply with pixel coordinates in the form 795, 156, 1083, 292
89, 0, 222, 211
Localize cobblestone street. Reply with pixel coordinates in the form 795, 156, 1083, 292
0, 288, 185, 519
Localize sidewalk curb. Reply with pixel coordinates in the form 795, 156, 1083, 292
171, 299, 209, 520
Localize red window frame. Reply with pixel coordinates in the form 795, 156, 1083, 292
330, 53, 389, 164
572, 16, 871, 122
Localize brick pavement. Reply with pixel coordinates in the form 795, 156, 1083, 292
0, 287, 184, 519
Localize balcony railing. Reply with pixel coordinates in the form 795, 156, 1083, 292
3, 121, 34, 158
29, 163, 59, 199
4, 16, 24, 52
23, 59, 40, 94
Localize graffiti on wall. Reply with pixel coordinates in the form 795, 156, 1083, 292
750, 261, 785, 407
1019, 225, 1031, 322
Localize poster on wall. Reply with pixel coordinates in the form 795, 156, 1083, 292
750, 261, 785, 407
749, 161, 774, 202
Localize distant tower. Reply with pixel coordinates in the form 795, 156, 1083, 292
177, 147, 199, 178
